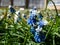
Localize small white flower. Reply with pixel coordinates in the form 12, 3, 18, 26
0, 15, 4, 20
16, 11, 20, 15
58, 14, 60, 16
37, 11, 40, 13
8, 5, 12, 8
43, 20, 48, 25
7, 14, 10, 17
22, 14, 25, 18
20, 8, 24, 10
14, 14, 18, 23
32, 10, 37, 15
29, 9, 32, 12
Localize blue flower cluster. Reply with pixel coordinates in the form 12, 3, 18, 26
27, 7, 48, 43
15, 11, 21, 23
8, 5, 21, 23
9, 5, 16, 14
34, 32, 45, 43
10, 7, 16, 14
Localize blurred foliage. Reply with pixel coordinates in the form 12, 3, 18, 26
0, 9, 60, 45
0, 0, 60, 45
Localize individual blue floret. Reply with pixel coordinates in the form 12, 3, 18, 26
29, 7, 37, 17
29, 14, 34, 19
34, 32, 45, 43
9, 5, 16, 14
38, 19, 48, 27
22, 14, 27, 19
38, 20, 44, 27
32, 6, 37, 10
34, 32, 41, 43
27, 18, 33, 26
10, 7, 16, 13
24, 14, 27, 19
27, 18, 37, 26
30, 26, 36, 35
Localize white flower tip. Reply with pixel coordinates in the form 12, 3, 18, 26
16, 11, 20, 15
20, 8, 24, 10
36, 27, 42, 32
37, 11, 40, 13
22, 14, 25, 17
44, 20, 48, 25
8, 5, 12, 8
0, 15, 4, 19
29, 9, 32, 12
58, 14, 60, 16
14, 14, 18, 18
7, 14, 10, 16
33, 6, 37, 9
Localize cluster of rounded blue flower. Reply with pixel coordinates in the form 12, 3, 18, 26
8, 5, 27, 23
8, 5, 48, 43
27, 7, 48, 43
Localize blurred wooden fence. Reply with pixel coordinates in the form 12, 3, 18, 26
0, 0, 45, 8
0, 0, 60, 9
29, 0, 45, 8
47, 0, 60, 10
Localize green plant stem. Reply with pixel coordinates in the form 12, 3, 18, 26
46, 0, 58, 39
53, 35, 55, 45
51, 0, 58, 16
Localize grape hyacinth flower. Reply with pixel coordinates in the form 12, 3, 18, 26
27, 18, 32, 26
34, 31, 46, 43
33, 19, 48, 43
29, 7, 37, 18
27, 18, 37, 26
8, 5, 16, 14
15, 11, 21, 23
38, 19, 48, 27
30, 26, 36, 35
34, 32, 41, 43
29, 10, 37, 20
27, 7, 37, 26
38, 20, 44, 27
27, 7, 49, 43
29, 10, 32, 19
22, 14, 27, 19
31, 7, 37, 17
